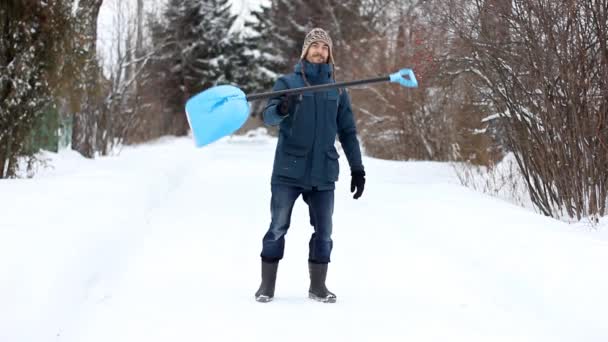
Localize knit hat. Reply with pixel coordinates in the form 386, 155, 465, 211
300, 28, 334, 65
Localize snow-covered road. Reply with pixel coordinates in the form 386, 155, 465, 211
2, 133, 607, 342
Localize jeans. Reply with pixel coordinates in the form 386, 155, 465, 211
261, 184, 334, 264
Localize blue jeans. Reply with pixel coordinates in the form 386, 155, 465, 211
261, 184, 334, 264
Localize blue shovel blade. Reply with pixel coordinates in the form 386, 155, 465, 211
185, 85, 250, 147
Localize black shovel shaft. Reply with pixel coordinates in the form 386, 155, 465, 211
245, 75, 389, 102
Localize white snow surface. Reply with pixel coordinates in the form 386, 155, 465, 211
2, 131, 608, 342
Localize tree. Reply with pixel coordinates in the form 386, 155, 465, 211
71, 0, 104, 158
132, 0, 237, 141
95, 0, 155, 155
442, 0, 608, 219
228, 3, 283, 121
0, 0, 71, 178
267, 0, 374, 75
346, 0, 462, 161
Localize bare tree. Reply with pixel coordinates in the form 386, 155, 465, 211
94, 0, 167, 155
352, 0, 487, 162
442, 0, 608, 220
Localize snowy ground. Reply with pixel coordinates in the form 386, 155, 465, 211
2, 131, 608, 342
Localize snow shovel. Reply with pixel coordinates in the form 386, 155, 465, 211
185, 68, 418, 147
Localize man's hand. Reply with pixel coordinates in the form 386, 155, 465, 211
277, 95, 290, 116
277, 95, 301, 117
350, 170, 365, 199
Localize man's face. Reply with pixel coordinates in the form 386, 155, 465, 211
305, 42, 330, 64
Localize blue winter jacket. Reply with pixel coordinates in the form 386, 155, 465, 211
263, 60, 365, 190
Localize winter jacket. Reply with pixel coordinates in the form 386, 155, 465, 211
262, 60, 364, 190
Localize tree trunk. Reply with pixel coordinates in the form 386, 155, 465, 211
71, 0, 103, 158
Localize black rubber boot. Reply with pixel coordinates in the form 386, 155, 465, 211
255, 261, 278, 302
308, 262, 337, 303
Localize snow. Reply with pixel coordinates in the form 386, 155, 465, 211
229, 0, 270, 28
72, 0, 80, 16
2, 130, 608, 342
453, 152, 532, 211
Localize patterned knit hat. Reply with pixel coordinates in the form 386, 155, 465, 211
300, 28, 334, 65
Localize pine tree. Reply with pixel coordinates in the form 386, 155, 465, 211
266, 0, 373, 78
165, 0, 237, 96
227, 4, 282, 93
0, 0, 72, 177
196, 0, 237, 90
219, 4, 284, 119
140, 0, 236, 136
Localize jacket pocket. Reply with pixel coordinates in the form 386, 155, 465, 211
326, 92, 339, 115
325, 149, 340, 182
275, 144, 308, 179
325, 93, 339, 134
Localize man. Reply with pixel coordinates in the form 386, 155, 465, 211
255, 28, 366, 303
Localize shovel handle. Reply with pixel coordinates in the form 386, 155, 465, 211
245, 76, 389, 102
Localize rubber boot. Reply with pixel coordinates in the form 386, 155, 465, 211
255, 261, 278, 302
308, 262, 337, 303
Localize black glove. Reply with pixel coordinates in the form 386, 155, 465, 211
350, 170, 366, 199
277, 95, 300, 117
